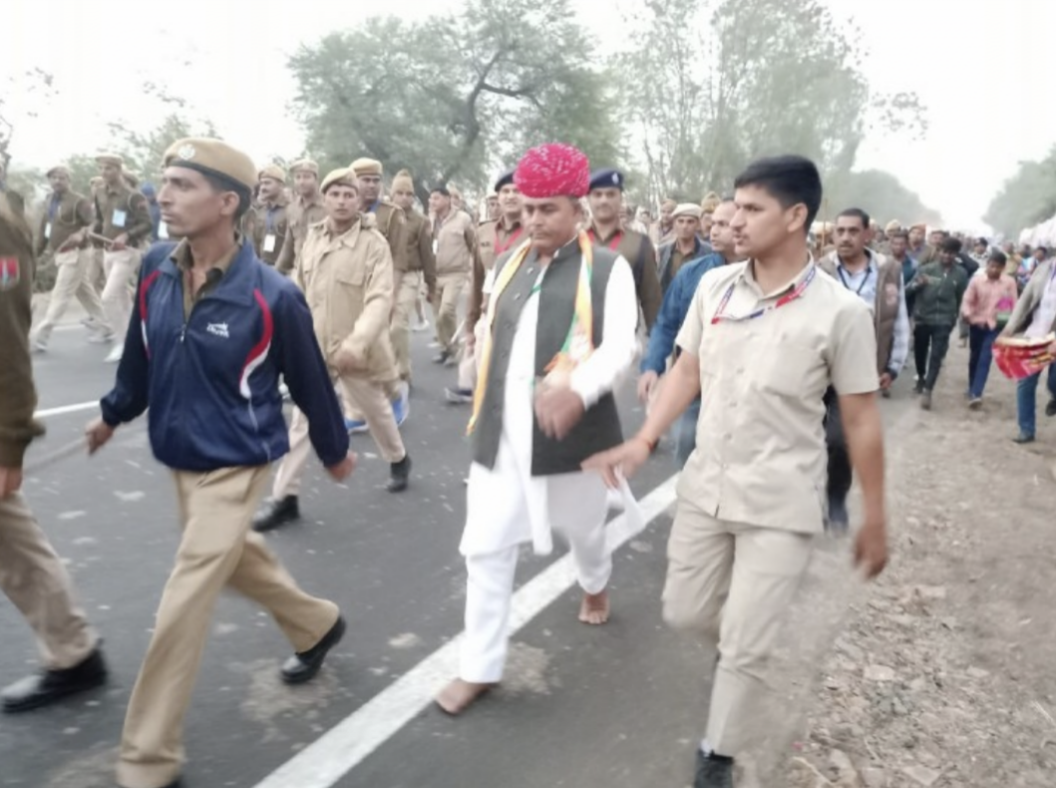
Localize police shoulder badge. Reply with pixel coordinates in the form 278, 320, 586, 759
0, 257, 20, 292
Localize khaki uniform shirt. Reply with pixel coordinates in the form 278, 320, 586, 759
295, 214, 397, 381
276, 193, 326, 274
93, 182, 152, 247
171, 238, 240, 319
0, 194, 44, 468
37, 190, 93, 256
366, 200, 407, 274
469, 217, 524, 328
246, 197, 289, 266
433, 208, 478, 276
675, 259, 878, 533
403, 208, 437, 292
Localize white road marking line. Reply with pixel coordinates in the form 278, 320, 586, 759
35, 401, 100, 418
253, 474, 680, 788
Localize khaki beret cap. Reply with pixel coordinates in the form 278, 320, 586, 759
661, 198, 677, 210
391, 169, 414, 193
95, 153, 124, 167
321, 167, 358, 194
673, 203, 702, 220
885, 220, 901, 232
162, 137, 257, 192
910, 222, 928, 232
46, 165, 70, 178
290, 158, 319, 175
259, 164, 287, 183
350, 157, 383, 177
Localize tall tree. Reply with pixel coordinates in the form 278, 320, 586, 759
288, 0, 621, 203
616, 0, 926, 206
984, 148, 1056, 238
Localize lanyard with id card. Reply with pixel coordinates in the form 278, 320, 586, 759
263, 234, 277, 253
112, 209, 128, 228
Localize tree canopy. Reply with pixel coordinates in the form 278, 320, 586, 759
984, 148, 1056, 238
288, 0, 622, 203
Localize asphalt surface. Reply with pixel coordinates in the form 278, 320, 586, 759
1, 316, 916, 788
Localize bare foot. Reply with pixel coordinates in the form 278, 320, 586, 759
435, 678, 496, 716
578, 590, 610, 625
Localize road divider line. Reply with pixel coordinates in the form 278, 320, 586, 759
35, 401, 100, 419
253, 474, 680, 788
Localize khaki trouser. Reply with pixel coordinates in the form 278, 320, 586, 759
390, 271, 421, 382
32, 249, 109, 345
117, 466, 339, 788
87, 246, 106, 293
662, 501, 814, 757
0, 492, 98, 671
277, 374, 406, 498
432, 270, 466, 355
101, 248, 142, 345
456, 316, 487, 392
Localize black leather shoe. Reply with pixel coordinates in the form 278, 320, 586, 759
280, 616, 346, 685
694, 749, 734, 788
253, 495, 299, 532
1012, 433, 1036, 444
2, 648, 108, 713
1046, 398, 1056, 418
387, 455, 411, 493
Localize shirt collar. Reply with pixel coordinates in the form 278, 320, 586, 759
835, 249, 878, 276
171, 233, 242, 276
739, 254, 815, 299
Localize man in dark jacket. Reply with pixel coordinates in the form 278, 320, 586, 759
907, 237, 969, 410
85, 138, 355, 788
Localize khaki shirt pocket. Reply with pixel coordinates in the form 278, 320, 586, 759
754, 341, 823, 399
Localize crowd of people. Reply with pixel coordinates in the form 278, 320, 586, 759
0, 135, 1053, 788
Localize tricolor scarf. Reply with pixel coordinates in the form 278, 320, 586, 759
467, 231, 595, 434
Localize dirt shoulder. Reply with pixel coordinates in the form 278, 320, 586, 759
765, 343, 1056, 788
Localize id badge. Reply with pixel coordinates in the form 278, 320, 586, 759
432, 239, 439, 255
263, 234, 277, 253
44, 222, 52, 240
112, 209, 127, 228
158, 221, 169, 240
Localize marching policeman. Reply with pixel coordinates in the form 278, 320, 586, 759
0, 190, 108, 714
85, 138, 354, 788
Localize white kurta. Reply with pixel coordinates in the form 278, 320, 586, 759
460, 252, 640, 558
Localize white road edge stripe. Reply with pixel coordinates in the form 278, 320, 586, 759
253, 474, 680, 788
35, 401, 100, 418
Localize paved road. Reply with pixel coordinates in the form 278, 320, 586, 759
1, 319, 914, 788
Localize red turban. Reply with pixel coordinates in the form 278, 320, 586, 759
514, 143, 590, 199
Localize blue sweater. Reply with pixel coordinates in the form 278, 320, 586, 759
641, 252, 727, 376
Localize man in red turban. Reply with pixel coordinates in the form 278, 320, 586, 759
435, 144, 640, 715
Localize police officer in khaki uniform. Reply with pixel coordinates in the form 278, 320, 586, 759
389, 169, 436, 383
585, 156, 889, 788
0, 191, 108, 714
30, 165, 110, 351
275, 159, 326, 274
93, 153, 152, 363
85, 138, 354, 788
245, 164, 289, 265
254, 168, 412, 532
446, 170, 524, 403
587, 168, 662, 329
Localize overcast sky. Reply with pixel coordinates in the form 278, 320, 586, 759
4, 0, 1053, 230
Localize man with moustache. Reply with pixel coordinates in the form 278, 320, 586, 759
247, 164, 289, 266
587, 168, 662, 329
275, 159, 326, 275
389, 169, 436, 384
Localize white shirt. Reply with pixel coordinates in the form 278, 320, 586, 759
1026, 266, 1056, 339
